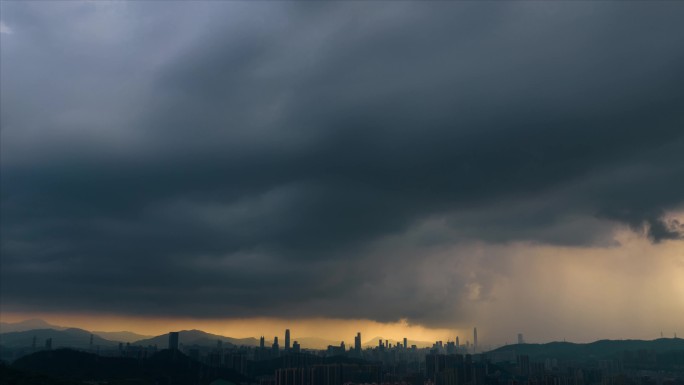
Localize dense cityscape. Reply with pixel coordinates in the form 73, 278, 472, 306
2, 322, 683, 385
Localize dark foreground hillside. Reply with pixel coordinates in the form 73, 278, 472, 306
6, 348, 251, 385
0, 362, 78, 385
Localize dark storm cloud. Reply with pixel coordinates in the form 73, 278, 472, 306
1, 1, 683, 326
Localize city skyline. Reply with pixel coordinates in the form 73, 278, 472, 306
3, 321, 682, 384
1, 315, 680, 350
1, 1, 684, 347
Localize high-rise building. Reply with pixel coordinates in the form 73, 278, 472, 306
285, 329, 291, 351
518, 333, 524, 344
473, 328, 478, 353
456, 336, 460, 347
260, 336, 265, 349
292, 341, 301, 353
403, 337, 408, 349
273, 336, 280, 356
355, 332, 362, 354
169, 332, 179, 351
45, 338, 52, 350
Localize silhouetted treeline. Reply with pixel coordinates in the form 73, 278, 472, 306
8, 348, 251, 385
0, 361, 77, 385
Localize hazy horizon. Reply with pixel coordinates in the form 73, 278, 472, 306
2, 297, 680, 347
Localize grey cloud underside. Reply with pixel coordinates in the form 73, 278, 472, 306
1, 2, 683, 325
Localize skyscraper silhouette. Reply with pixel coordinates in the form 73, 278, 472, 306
285, 329, 291, 351
272, 336, 280, 356
169, 332, 179, 351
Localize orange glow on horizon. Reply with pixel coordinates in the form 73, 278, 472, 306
0, 312, 463, 347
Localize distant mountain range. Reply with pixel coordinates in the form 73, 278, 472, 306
0, 320, 264, 351
0, 319, 67, 333
91, 330, 153, 343
0, 328, 119, 349
0, 319, 151, 342
132, 329, 260, 348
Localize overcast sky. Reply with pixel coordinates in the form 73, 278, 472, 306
1, 1, 683, 344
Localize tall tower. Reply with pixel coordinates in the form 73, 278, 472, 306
272, 336, 280, 356
285, 329, 291, 351
169, 332, 179, 351
355, 332, 362, 354
403, 337, 408, 349
456, 336, 460, 347
518, 333, 524, 344
473, 328, 478, 353
260, 336, 265, 349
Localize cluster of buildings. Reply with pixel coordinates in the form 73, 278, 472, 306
255, 329, 304, 359
157, 330, 684, 385
244, 328, 485, 362
11, 328, 682, 385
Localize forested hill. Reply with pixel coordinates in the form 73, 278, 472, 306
487, 338, 684, 361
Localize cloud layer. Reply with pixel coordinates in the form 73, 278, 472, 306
1, 2, 683, 333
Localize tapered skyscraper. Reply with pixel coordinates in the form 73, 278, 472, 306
272, 336, 280, 356
285, 329, 291, 351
